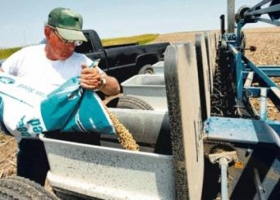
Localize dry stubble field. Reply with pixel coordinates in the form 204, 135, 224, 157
0, 26, 279, 184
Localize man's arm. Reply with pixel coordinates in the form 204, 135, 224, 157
98, 73, 120, 95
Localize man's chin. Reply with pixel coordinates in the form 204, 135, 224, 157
60, 53, 73, 60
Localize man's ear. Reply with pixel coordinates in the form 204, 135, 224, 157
44, 26, 52, 40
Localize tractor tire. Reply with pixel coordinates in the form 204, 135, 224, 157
138, 64, 154, 74
0, 176, 58, 200
106, 96, 154, 110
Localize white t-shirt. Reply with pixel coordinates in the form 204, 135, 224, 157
2, 44, 97, 94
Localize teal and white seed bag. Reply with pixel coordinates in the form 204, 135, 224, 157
0, 73, 115, 138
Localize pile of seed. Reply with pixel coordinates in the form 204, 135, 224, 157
105, 107, 139, 151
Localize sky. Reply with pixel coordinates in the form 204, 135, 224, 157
0, 0, 270, 48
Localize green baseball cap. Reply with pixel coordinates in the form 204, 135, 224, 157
48, 7, 87, 42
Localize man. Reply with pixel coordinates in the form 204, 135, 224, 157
1, 7, 120, 186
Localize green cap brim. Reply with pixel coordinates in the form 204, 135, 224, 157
56, 27, 87, 42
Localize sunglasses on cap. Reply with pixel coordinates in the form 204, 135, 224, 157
48, 25, 83, 46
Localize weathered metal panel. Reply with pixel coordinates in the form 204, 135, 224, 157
41, 132, 175, 200
121, 74, 167, 110
152, 61, 164, 74
195, 33, 211, 121
204, 32, 215, 92
164, 43, 204, 200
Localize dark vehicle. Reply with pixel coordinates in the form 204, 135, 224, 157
75, 30, 169, 84
0, 59, 4, 66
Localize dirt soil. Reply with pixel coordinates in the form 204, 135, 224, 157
0, 27, 279, 187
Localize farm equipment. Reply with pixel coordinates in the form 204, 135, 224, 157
202, 0, 280, 199
0, 0, 280, 199
116, 1, 280, 198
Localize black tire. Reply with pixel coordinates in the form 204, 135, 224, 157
106, 96, 154, 110
0, 185, 25, 200
138, 64, 154, 74
0, 176, 58, 200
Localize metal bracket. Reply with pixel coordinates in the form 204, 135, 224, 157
208, 151, 238, 200
209, 151, 238, 164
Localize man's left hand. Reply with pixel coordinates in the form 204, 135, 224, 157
80, 64, 102, 90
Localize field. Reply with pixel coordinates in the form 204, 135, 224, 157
0, 27, 280, 187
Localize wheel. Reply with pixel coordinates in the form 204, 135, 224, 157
0, 175, 58, 200
138, 64, 154, 74
106, 96, 154, 110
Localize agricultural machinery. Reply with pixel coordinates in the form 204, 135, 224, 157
0, 0, 279, 199
116, 1, 280, 199
200, 0, 280, 199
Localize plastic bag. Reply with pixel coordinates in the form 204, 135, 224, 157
0, 73, 115, 138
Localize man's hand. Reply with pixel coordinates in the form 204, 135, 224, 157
80, 64, 120, 96
80, 64, 102, 90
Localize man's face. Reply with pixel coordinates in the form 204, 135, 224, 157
47, 27, 76, 60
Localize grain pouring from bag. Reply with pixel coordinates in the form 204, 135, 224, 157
92, 59, 139, 151
105, 107, 139, 151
